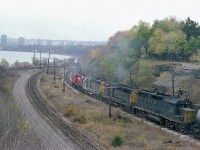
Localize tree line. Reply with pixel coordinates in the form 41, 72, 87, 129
82, 17, 200, 87
108, 17, 200, 62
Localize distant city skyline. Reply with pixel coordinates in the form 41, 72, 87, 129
0, 0, 200, 41
0, 35, 106, 46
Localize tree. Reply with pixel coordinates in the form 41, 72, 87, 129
148, 29, 188, 60
134, 60, 154, 88
99, 57, 113, 78
88, 48, 101, 59
148, 28, 166, 57
0, 58, 9, 69
32, 57, 40, 66
128, 21, 151, 57
188, 36, 200, 57
151, 17, 181, 33
14, 60, 20, 66
182, 17, 200, 40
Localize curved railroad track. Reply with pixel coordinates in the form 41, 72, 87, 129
28, 70, 101, 150
13, 70, 77, 150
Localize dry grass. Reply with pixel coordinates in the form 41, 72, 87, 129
177, 77, 200, 104
36, 69, 200, 150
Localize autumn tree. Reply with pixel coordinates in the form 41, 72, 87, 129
151, 17, 181, 33
148, 28, 188, 60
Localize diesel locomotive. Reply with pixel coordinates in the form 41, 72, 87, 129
70, 72, 200, 138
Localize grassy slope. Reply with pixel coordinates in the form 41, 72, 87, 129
37, 69, 200, 150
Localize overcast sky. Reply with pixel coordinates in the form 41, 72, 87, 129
0, 0, 199, 41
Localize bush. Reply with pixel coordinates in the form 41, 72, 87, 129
64, 104, 78, 117
112, 135, 123, 147
73, 115, 86, 124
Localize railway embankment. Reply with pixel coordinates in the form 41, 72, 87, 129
29, 71, 100, 150
0, 68, 42, 150
36, 68, 200, 149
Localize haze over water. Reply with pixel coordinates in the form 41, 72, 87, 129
0, 50, 70, 65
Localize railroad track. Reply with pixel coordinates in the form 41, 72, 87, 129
28, 71, 101, 150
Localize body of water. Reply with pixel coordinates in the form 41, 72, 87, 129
0, 50, 70, 65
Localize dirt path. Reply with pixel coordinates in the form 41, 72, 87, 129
13, 70, 80, 150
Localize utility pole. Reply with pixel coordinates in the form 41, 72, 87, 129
33, 50, 36, 66
44, 61, 47, 74
130, 72, 133, 88
47, 58, 49, 74
63, 65, 66, 93
47, 50, 50, 74
108, 71, 112, 118
40, 49, 41, 69
92, 67, 93, 77
160, 118, 162, 131
53, 58, 56, 82
79, 63, 81, 74
48, 49, 50, 59
172, 71, 175, 96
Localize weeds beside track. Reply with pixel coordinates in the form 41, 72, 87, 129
28, 71, 101, 150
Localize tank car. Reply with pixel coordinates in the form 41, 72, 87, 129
192, 110, 200, 138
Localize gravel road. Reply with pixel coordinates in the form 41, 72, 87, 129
13, 70, 81, 150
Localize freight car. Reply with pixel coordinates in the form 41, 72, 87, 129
70, 72, 200, 138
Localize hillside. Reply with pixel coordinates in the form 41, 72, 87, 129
79, 16, 200, 104
37, 69, 200, 149
153, 61, 200, 104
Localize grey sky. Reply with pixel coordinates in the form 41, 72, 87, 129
0, 0, 199, 41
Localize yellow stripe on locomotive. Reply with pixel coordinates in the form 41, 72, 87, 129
130, 90, 138, 105
100, 81, 105, 94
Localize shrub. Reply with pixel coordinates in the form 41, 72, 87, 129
64, 104, 78, 117
112, 135, 123, 147
73, 115, 86, 124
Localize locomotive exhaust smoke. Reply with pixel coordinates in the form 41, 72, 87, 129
114, 64, 128, 83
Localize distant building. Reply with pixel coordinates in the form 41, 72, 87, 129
1, 35, 7, 46
59, 40, 65, 46
18, 37, 25, 45
37, 39, 42, 45
46, 40, 52, 46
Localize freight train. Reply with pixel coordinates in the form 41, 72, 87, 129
69, 72, 200, 138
